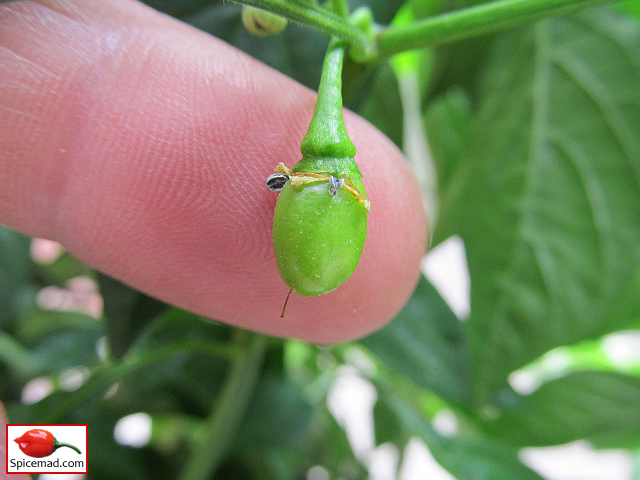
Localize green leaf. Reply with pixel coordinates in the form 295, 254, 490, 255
434, 9, 640, 405
356, 63, 403, 148
424, 86, 472, 233
361, 275, 471, 407
113, 310, 234, 413
373, 394, 409, 447
234, 375, 312, 449
616, 0, 640, 22
485, 371, 640, 448
318, 410, 367, 478
0, 226, 32, 329
436, 436, 546, 480
35, 251, 93, 285
241, 448, 299, 480
130, 308, 230, 352
0, 332, 44, 380
384, 392, 545, 480
27, 312, 102, 373
87, 414, 176, 480
98, 273, 168, 359
428, 35, 492, 101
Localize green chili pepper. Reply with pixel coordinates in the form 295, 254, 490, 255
241, 6, 287, 37
267, 38, 369, 315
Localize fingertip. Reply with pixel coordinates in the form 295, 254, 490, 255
0, 0, 428, 343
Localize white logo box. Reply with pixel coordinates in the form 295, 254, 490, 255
6, 424, 88, 474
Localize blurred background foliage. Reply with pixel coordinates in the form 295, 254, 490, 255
2, 0, 640, 479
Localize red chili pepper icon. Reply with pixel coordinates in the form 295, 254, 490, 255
14, 429, 81, 458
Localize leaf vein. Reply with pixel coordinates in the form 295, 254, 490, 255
551, 47, 640, 188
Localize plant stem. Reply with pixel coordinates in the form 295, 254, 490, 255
232, 0, 368, 50
178, 331, 267, 480
299, 37, 355, 161
376, 0, 614, 58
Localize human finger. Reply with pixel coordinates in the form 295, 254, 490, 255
0, 0, 427, 343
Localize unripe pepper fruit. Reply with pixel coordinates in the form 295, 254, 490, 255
269, 37, 369, 307
14, 429, 82, 458
241, 6, 287, 37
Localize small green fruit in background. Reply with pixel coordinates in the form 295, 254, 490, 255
241, 6, 287, 37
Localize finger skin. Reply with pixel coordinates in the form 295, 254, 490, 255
0, 0, 427, 343
1, 400, 31, 480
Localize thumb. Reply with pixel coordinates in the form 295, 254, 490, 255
0, 0, 427, 343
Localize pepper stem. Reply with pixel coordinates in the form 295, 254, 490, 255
54, 439, 82, 454
299, 37, 355, 161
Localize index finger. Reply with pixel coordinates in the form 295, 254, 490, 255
0, 0, 427, 343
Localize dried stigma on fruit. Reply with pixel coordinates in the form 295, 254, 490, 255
266, 173, 290, 191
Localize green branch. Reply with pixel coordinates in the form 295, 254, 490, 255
178, 331, 267, 480
375, 0, 614, 58
233, 0, 613, 63
231, 0, 368, 49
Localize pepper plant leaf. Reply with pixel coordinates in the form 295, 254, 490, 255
234, 375, 313, 449
98, 273, 169, 359
0, 226, 32, 331
361, 275, 471, 407
381, 391, 545, 480
484, 371, 640, 448
433, 9, 640, 405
